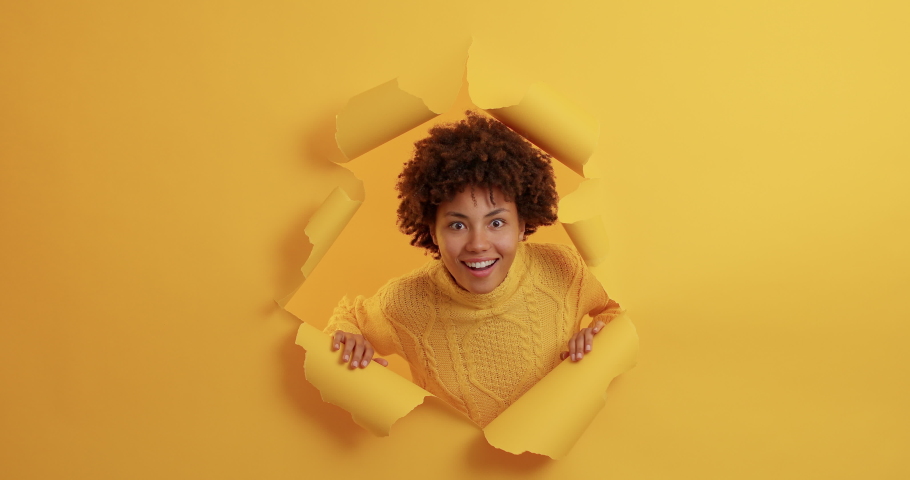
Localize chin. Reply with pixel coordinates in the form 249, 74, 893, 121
461, 279, 497, 294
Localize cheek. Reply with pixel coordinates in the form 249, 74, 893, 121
500, 229, 522, 251
438, 234, 461, 259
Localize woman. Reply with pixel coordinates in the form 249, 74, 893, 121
326, 111, 621, 427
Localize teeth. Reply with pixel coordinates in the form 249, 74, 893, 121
465, 259, 496, 269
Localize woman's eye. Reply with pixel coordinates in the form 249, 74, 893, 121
491, 219, 504, 228
449, 222, 465, 230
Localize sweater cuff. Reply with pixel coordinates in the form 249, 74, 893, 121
592, 299, 623, 324
323, 319, 362, 336
323, 296, 364, 336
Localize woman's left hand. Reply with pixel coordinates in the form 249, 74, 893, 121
560, 320, 606, 362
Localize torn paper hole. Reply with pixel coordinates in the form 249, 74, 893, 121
282, 38, 638, 459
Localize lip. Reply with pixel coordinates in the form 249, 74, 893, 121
461, 257, 498, 263
461, 258, 499, 278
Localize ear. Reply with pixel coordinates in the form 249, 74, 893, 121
519, 220, 527, 241
429, 223, 438, 245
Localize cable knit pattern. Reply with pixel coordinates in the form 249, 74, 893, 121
323, 242, 622, 427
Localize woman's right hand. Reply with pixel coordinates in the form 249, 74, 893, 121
331, 331, 388, 369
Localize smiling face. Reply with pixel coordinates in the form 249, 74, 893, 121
431, 186, 526, 294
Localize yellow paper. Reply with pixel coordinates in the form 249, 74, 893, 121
465, 34, 532, 109
300, 187, 361, 279
295, 322, 432, 436
335, 42, 467, 160
335, 78, 439, 161
563, 216, 610, 267
398, 37, 472, 114
486, 82, 599, 176
557, 179, 610, 266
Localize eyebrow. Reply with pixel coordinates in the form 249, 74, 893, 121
444, 208, 509, 219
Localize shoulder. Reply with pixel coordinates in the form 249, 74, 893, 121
522, 242, 586, 289
376, 261, 437, 298
523, 242, 584, 270
370, 261, 440, 318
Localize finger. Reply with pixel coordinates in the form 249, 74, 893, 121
350, 337, 365, 369
560, 351, 569, 361
374, 358, 389, 367
592, 320, 606, 334
575, 331, 586, 360
584, 328, 595, 353
567, 335, 577, 361
341, 335, 355, 363
332, 331, 344, 350
360, 343, 374, 368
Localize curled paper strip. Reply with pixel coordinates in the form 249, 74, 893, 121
485, 82, 599, 177
285, 39, 635, 457
563, 216, 611, 268
296, 322, 432, 436
556, 178, 612, 267
278, 187, 361, 307
300, 188, 361, 280
335, 78, 439, 161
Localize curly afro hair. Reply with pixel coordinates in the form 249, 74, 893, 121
396, 111, 559, 258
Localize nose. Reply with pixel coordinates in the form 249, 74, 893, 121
466, 228, 491, 252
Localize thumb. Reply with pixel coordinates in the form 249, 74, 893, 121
374, 358, 389, 367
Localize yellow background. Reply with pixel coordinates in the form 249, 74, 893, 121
2, 1, 908, 478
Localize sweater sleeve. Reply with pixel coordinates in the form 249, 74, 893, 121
322, 290, 403, 358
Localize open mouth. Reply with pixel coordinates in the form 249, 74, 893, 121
462, 259, 498, 271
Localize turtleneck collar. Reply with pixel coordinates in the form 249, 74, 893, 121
428, 242, 529, 309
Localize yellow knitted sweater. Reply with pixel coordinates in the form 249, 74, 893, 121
324, 242, 621, 427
